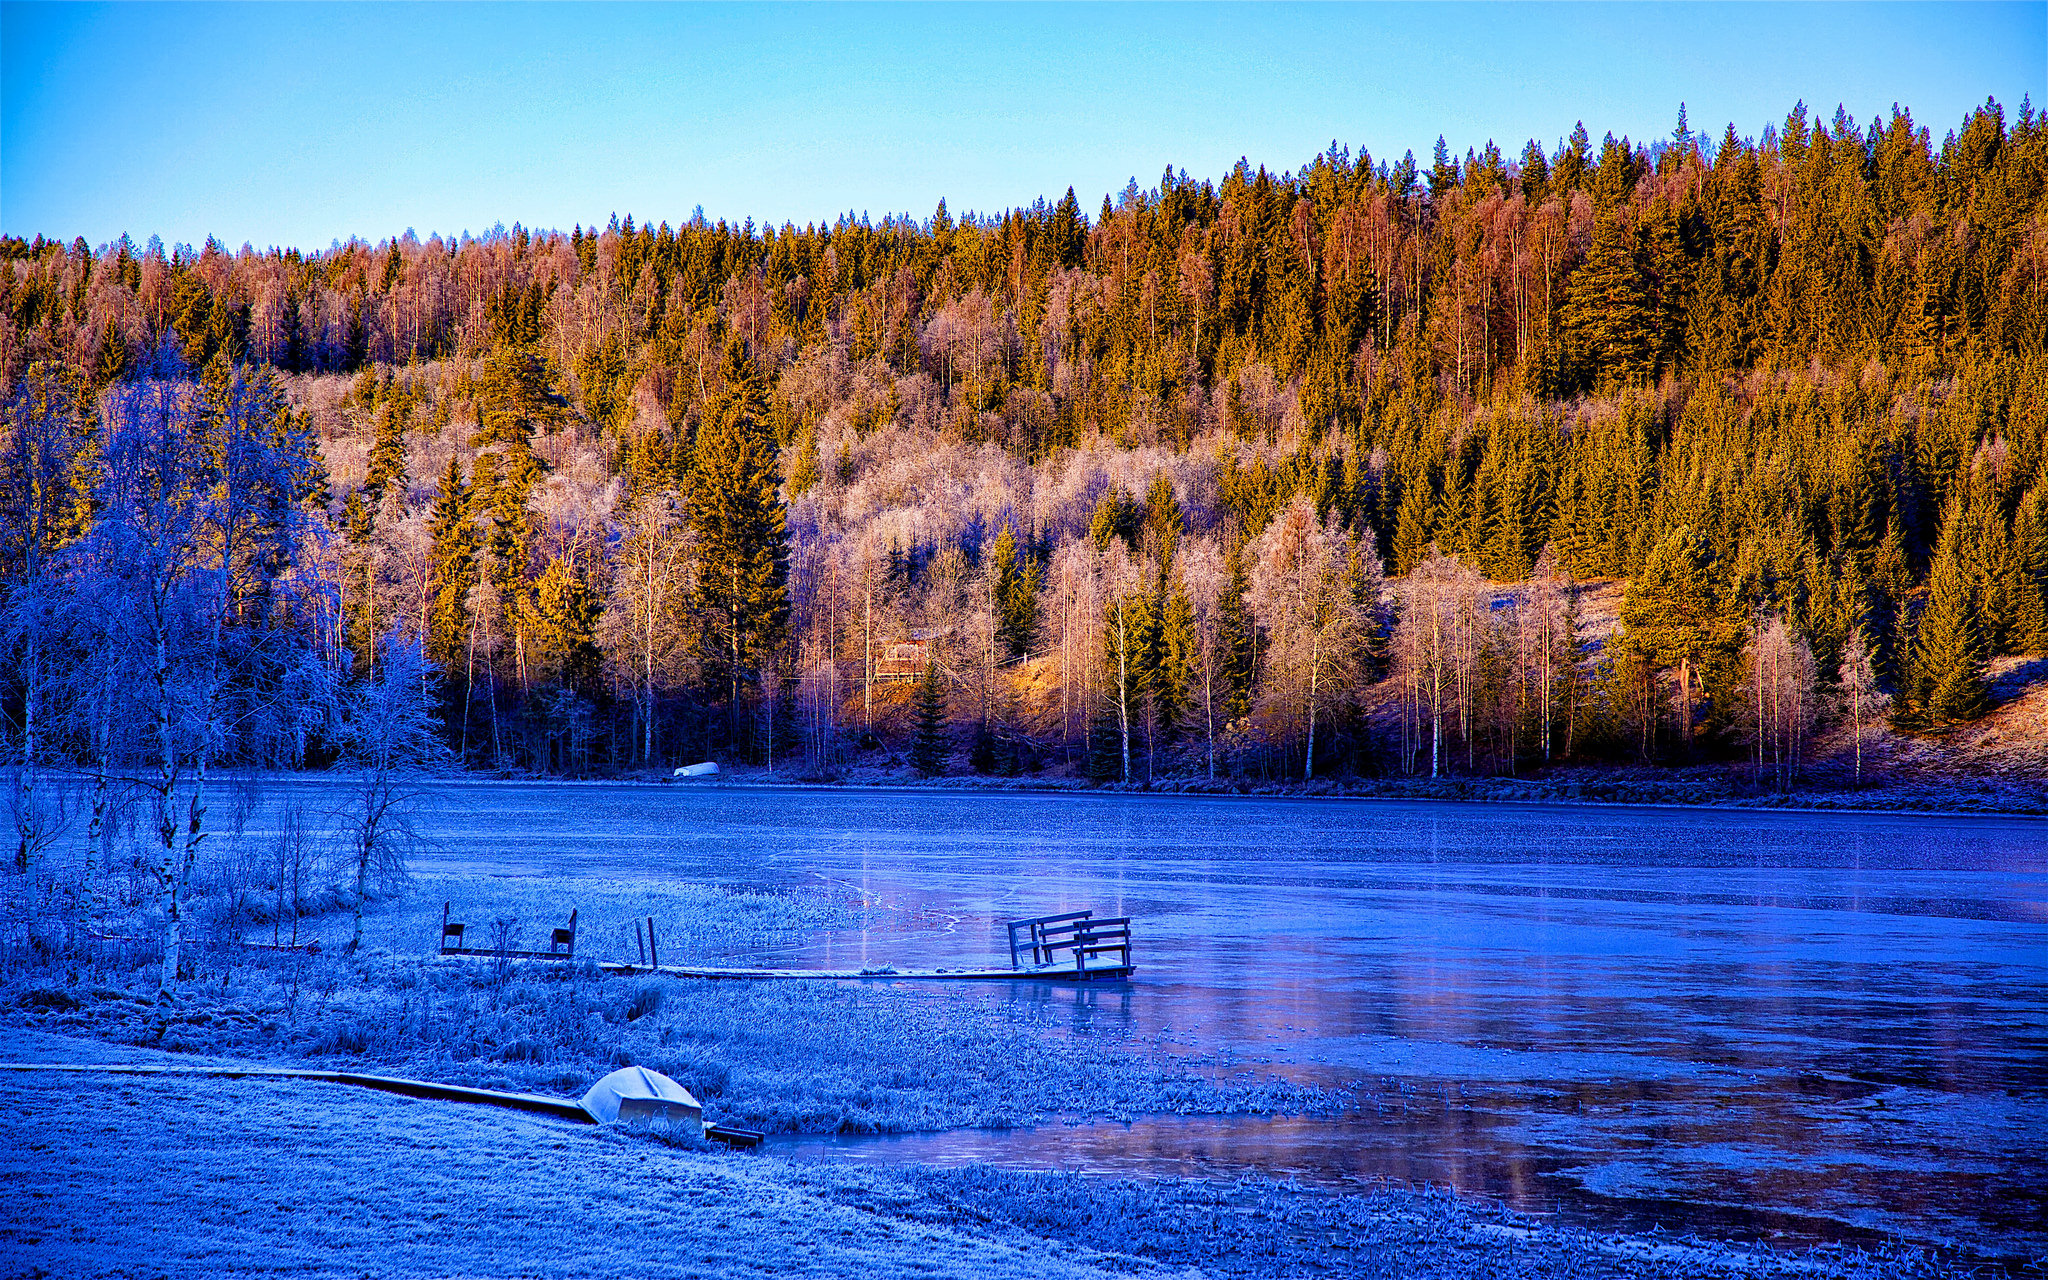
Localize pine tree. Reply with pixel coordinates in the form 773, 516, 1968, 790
909, 660, 948, 776
990, 525, 1041, 658
1897, 514, 1990, 730
689, 337, 791, 743
1619, 526, 1740, 752
1155, 586, 1197, 745
425, 457, 477, 675
1219, 542, 1258, 721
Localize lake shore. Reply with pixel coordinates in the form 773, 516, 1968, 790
615, 762, 2048, 818
4, 787, 2032, 1277
1, 1020, 1967, 1279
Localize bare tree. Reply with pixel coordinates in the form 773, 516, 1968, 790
1246, 495, 1380, 779
1837, 631, 1888, 787
600, 492, 697, 763
1392, 548, 1488, 777
270, 803, 319, 949
1524, 546, 1578, 763
1742, 614, 1818, 792
1178, 537, 1227, 778
337, 628, 449, 953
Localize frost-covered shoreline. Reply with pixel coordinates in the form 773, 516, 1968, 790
2, 1024, 1967, 1280
597, 764, 2048, 818
3, 842, 2026, 1276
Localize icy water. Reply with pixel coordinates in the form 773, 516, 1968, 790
388, 782, 2042, 1264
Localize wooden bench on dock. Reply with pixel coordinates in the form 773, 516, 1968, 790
440, 903, 579, 961
1005, 910, 1134, 980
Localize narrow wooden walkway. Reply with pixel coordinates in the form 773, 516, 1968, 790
0, 1062, 593, 1122
588, 960, 1135, 982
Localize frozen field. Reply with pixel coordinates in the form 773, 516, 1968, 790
239, 781, 2047, 1266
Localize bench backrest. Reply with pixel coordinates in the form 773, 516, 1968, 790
549, 909, 579, 956
439, 904, 577, 960
1006, 910, 1093, 968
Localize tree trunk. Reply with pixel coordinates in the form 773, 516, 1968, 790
1117, 603, 1132, 783
15, 631, 36, 873
1304, 636, 1319, 781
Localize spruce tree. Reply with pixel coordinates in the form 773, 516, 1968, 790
525, 557, 602, 694
425, 457, 477, 674
1619, 526, 1740, 752
1902, 516, 1991, 729
1390, 478, 1433, 574
1143, 473, 1183, 571
469, 348, 556, 605
362, 398, 407, 503
1155, 587, 1197, 746
1219, 542, 1258, 721
990, 525, 1041, 658
689, 337, 791, 743
2015, 485, 2048, 654
910, 660, 949, 776
1089, 486, 1142, 552
1561, 210, 1656, 389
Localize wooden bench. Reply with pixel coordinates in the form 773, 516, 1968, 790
1007, 910, 1095, 968
440, 903, 578, 961
1069, 916, 1133, 978
1005, 910, 1133, 979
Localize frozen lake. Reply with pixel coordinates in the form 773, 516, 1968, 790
363, 782, 2042, 1263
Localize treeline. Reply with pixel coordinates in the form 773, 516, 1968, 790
3, 97, 2047, 807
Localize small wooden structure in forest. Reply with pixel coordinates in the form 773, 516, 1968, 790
439, 903, 579, 961
874, 640, 931, 681
1005, 910, 1134, 980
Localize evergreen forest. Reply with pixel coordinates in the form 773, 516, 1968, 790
4, 97, 2047, 811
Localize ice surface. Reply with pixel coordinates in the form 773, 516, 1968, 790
194, 780, 2048, 1262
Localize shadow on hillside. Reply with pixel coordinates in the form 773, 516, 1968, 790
1987, 655, 2048, 706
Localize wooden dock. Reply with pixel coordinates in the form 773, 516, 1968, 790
0, 1063, 595, 1123
586, 960, 1134, 982
431, 904, 1137, 983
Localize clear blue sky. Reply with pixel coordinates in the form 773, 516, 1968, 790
3, 1, 2041, 251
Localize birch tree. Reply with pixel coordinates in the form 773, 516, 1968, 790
1837, 630, 1887, 786
601, 492, 696, 763
1393, 549, 1488, 777
1, 364, 87, 873
94, 358, 319, 990
337, 628, 448, 953
1741, 614, 1818, 791
1246, 495, 1380, 779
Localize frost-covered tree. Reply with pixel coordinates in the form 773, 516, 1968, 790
86, 355, 321, 989
1837, 630, 1887, 786
1741, 614, 1818, 791
601, 493, 697, 764
1, 363, 88, 873
337, 628, 448, 954
1246, 495, 1380, 779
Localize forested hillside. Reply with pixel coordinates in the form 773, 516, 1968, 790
4, 98, 2047, 804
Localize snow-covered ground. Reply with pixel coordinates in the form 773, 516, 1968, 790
3, 1027, 1955, 1280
